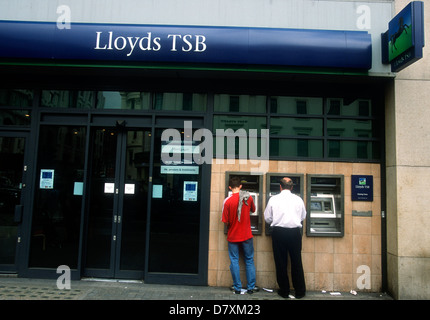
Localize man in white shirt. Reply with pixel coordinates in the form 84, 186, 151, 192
264, 177, 306, 299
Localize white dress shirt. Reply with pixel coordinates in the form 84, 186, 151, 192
264, 189, 307, 228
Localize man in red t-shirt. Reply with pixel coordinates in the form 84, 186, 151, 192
222, 176, 258, 294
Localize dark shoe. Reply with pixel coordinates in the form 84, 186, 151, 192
294, 293, 305, 299
277, 290, 290, 299
247, 286, 260, 294
230, 285, 242, 293
231, 286, 243, 294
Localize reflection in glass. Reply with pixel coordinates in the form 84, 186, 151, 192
0, 110, 31, 126
270, 118, 323, 136
213, 115, 267, 160
0, 89, 33, 107
327, 119, 376, 138
153, 93, 206, 111
328, 140, 380, 160
96, 92, 150, 110
41, 90, 94, 108
213, 115, 266, 132
327, 99, 372, 116
270, 139, 323, 158
270, 97, 323, 115
0, 137, 25, 265
214, 94, 266, 113
213, 137, 265, 160
29, 126, 86, 269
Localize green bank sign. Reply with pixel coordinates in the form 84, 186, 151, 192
382, 1, 425, 72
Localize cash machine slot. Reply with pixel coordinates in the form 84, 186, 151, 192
306, 175, 344, 237
225, 172, 263, 235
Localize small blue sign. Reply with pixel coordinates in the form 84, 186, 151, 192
351, 175, 373, 201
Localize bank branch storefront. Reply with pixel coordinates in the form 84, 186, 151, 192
0, 11, 392, 291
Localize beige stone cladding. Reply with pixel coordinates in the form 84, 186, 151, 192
208, 160, 381, 292
385, 0, 430, 301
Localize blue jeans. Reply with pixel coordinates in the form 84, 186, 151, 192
228, 238, 256, 291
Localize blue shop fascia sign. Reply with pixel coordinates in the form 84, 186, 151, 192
381, 1, 425, 72
0, 20, 372, 70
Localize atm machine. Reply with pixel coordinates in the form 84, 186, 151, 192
306, 175, 344, 237
225, 172, 263, 235
265, 173, 304, 235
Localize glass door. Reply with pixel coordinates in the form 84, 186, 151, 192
84, 127, 151, 279
146, 126, 204, 281
0, 133, 27, 273
29, 126, 87, 272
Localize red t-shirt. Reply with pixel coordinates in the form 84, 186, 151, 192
222, 192, 255, 242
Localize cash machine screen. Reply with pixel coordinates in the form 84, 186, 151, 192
310, 195, 335, 218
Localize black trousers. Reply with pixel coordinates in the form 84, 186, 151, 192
271, 226, 306, 296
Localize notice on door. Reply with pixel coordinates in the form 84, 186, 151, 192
104, 182, 115, 194
73, 182, 84, 195
183, 181, 198, 201
124, 183, 135, 195
152, 184, 163, 198
40, 169, 54, 189
161, 165, 199, 175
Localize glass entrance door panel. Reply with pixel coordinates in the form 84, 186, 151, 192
117, 130, 150, 276
84, 128, 150, 279
148, 128, 201, 274
85, 128, 117, 273
0, 135, 26, 271
29, 126, 86, 269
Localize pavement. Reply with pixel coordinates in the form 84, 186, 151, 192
0, 275, 392, 301
0, 276, 399, 318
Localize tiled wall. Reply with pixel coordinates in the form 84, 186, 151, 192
208, 160, 382, 292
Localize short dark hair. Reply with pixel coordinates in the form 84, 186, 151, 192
280, 177, 294, 190
229, 176, 241, 188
